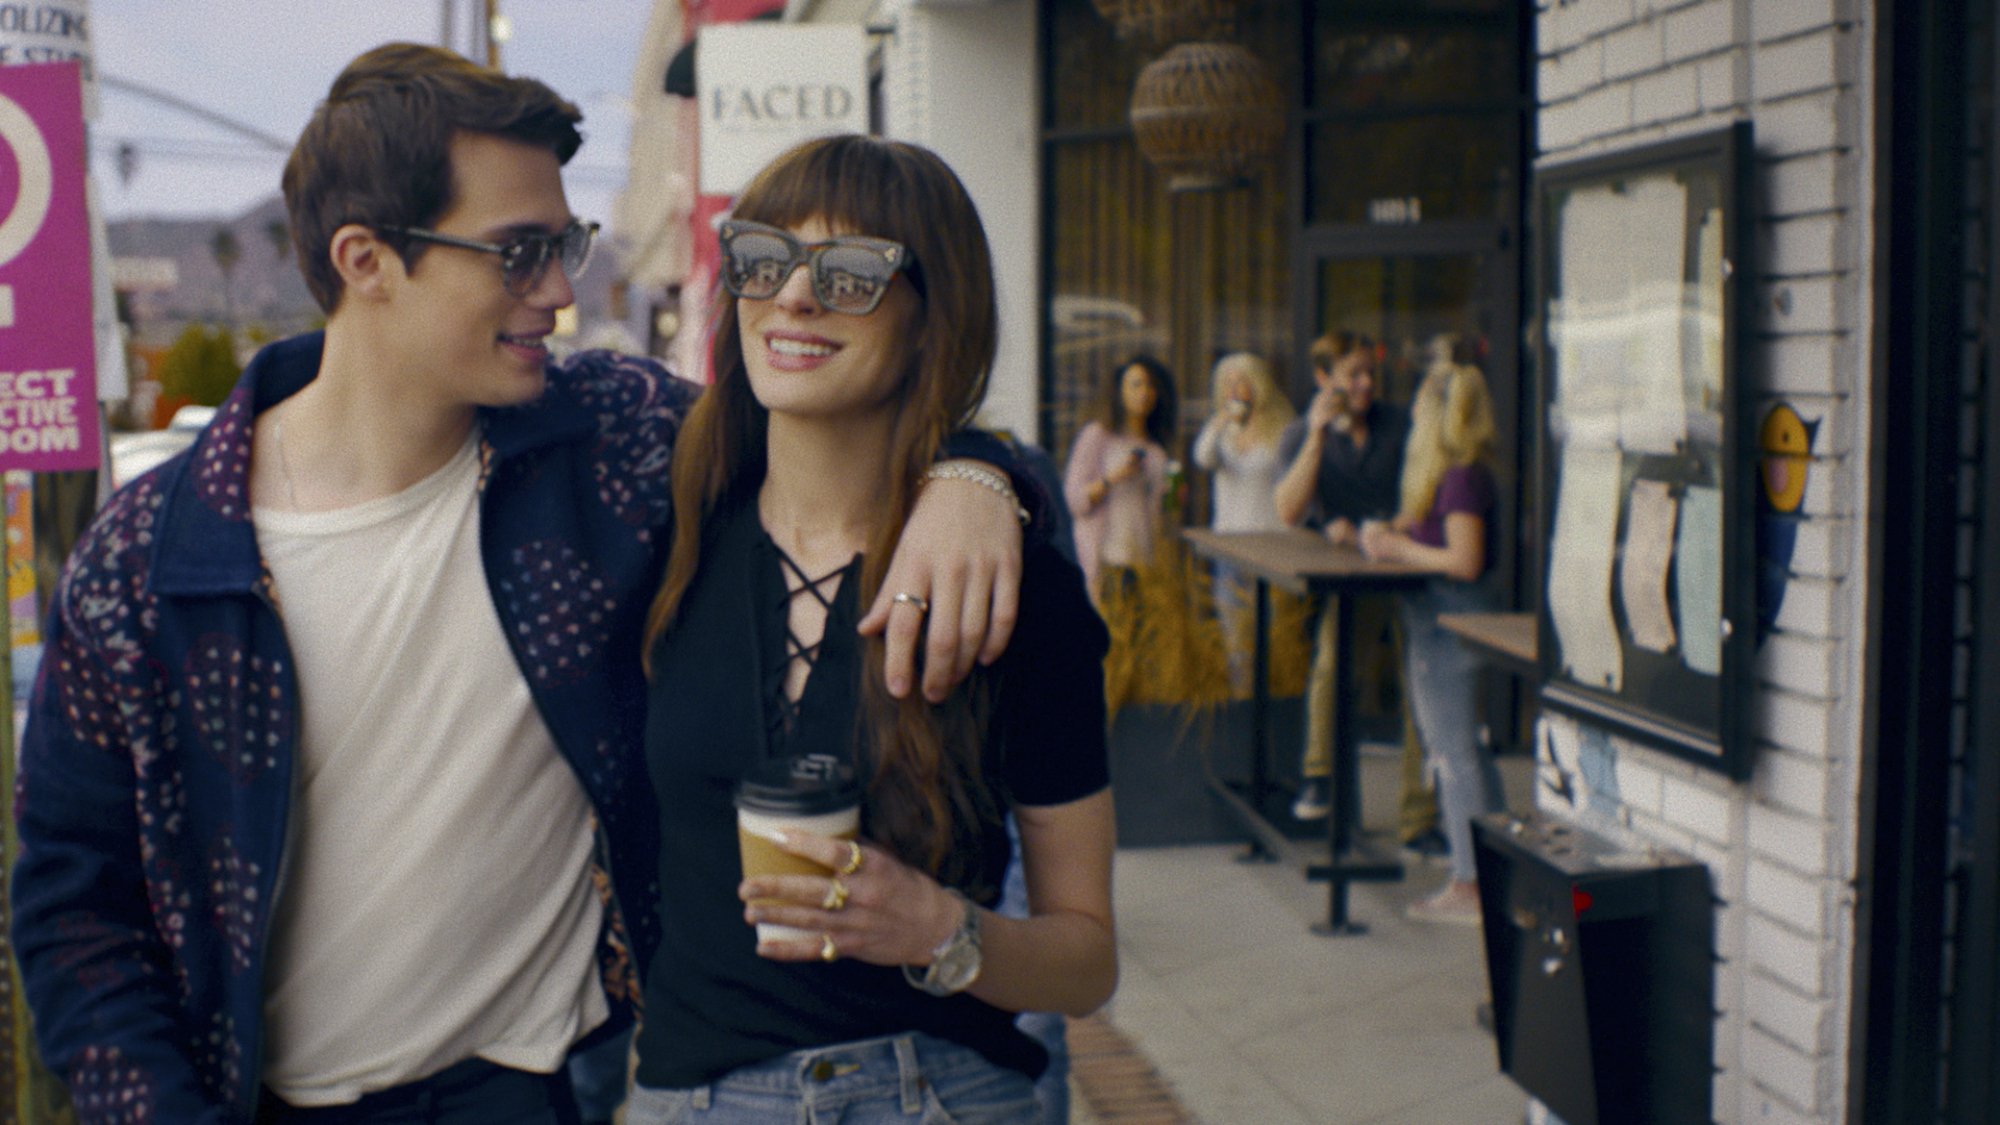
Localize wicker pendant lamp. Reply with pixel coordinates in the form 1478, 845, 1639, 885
1129, 42, 1285, 192
1089, 0, 1250, 45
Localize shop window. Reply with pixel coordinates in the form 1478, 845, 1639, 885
1305, 112, 1514, 226
1041, 138, 1293, 464
1045, 0, 1151, 133
1310, 26, 1515, 113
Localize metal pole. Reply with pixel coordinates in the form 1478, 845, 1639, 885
485, 0, 501, 69
440, 0, 456, 51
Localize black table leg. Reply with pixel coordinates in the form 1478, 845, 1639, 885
1237, 576, 1276, 863
1315, 593, 1362, 933
1303, 592, 1402, 933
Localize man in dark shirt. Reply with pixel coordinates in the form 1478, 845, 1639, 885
1272, 334, 1435, 842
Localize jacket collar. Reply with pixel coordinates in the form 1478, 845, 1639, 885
148, 331, 596, 597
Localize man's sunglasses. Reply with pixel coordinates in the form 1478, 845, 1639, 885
381, 218, 599, 297
717, 219, 917, 316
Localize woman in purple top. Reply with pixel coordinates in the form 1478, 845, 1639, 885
1359, 335, 1504, 925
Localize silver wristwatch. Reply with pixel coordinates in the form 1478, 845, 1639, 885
903, 888, 983, 997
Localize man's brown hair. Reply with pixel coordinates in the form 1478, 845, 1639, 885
1308, 329, 1374, 375
281, 42, 583, 312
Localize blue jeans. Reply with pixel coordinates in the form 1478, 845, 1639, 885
567, 1025, 634, 1122
254, 1057, 579, 1124
1400, 581, 1503, 883
1210, 562, 1254, 695
624, 1033, 1040, 1124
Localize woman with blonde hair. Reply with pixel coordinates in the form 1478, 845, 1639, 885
629, 134, 1114, 1123
1358, 332, 1504, 924
1192, 351, 1295, 690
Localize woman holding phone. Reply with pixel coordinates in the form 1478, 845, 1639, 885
1063, 355, 1177, 606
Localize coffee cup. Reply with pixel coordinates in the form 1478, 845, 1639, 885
736, 756, 862, 944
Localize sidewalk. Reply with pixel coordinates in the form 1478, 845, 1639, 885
1073, 749, 1534, 1124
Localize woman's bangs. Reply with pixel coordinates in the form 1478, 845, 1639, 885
737, 140, 913, 249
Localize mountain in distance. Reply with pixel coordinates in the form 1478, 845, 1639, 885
110, 195, 625, 347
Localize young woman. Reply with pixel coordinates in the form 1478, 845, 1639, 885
1063, 355, 1177, 605
1191, 352, 1294, 691
629, 135, 1116, 1123
1357, 334, 1504, 924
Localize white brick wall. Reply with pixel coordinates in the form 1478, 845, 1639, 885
1535, 0, 1872, 1119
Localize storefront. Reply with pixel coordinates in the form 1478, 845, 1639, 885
619, 0, 2000, 1119
1039, 0, 1529, 596
1031, 1, 2000, 1120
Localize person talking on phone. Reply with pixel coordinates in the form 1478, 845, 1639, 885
1271, 332, 1417, 824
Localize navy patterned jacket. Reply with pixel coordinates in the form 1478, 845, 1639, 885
10, 332, 697, 1123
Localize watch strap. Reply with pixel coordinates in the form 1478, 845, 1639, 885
902, 889, 982, 996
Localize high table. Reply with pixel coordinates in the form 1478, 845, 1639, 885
1182, 528, 1432, 934
1437, 611, 1537, 675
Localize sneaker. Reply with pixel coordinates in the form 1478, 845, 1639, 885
1406, 882, 1483, 927
1400, 828, 1451, 864
1291, 778, 1331, 821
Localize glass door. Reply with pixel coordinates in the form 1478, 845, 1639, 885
1298, 233, 1521, 604
1296, 231, 1526, 753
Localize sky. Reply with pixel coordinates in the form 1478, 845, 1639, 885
84, 0, 658, 228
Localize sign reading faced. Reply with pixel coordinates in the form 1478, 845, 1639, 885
696, 24, 868, 196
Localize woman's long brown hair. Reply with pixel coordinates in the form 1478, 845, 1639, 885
642, 135, 1003, 892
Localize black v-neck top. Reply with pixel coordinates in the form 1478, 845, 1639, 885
636, 491, 1111, 1089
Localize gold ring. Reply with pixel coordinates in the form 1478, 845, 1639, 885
820, 933, 839, 962
838, 840, 864, 877
893, 591, 930, 614
822, 878, 849, 912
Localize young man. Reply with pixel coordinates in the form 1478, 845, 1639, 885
10, 44, 1029, 1124
1271, 333, 1425, 827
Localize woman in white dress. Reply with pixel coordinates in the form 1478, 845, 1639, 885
1190, 352, 1295, 692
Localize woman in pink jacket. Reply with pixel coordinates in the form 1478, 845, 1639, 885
1062, 356, 1177, 605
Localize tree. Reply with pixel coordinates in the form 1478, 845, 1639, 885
211, 227, 241, 329
265, 219, 290, 263
154, 324, 241, 410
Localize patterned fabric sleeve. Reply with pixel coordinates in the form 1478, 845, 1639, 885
11, 487, 234, 1124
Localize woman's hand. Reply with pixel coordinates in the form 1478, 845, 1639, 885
740, 832, 961, 968
1104, 447, 1145, 486
1358, 518, 1402, 561
1322, 518, 1358, 547
1085, 448, 1144, 509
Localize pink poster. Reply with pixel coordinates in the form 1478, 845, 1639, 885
0, 61, 99, 471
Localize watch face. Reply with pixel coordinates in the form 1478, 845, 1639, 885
932, 938, 982, 993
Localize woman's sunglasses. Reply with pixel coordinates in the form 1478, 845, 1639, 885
382, 219, 599, 298
718, 219, 917, 316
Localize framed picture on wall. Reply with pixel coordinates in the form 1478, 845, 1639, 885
1532, 122, 1755, 777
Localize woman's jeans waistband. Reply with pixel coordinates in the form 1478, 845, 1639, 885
627, 1032, 1038, 1124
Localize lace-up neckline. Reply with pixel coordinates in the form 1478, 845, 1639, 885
761, 539, 860, 748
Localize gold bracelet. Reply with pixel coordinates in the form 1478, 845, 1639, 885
923, 462, 1031, 526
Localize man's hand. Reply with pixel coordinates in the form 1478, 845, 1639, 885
860, 464, 1024, 701
1306, 383, 1345, 432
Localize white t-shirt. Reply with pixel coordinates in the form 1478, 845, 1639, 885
1192, 417, 1287, 533
253, 433, 607, 1106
